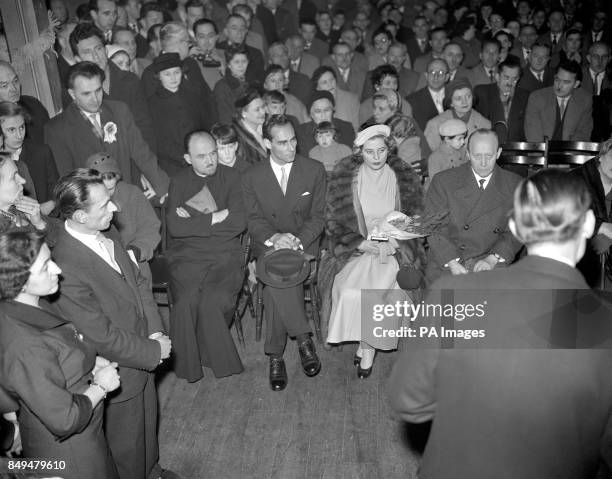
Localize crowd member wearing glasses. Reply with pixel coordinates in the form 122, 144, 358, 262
166, 130, 246, 383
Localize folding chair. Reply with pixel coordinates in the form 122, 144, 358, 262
150, 204, 173, 308
231, 233, 256, 346
498, 141, 547, 177
546, 140, 601, 169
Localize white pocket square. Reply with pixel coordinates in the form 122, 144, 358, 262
301, 191, 311, 196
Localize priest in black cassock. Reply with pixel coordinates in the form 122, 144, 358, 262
166, 130, 246, 382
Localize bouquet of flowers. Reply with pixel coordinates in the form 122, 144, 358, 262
370, 210, 448, 240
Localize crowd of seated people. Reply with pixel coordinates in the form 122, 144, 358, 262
1, 0, 612, 476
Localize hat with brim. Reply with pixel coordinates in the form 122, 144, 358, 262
257, 248, 311, 289
106, 44, 129, 60
354, 124, 391, 147
152, 52, 182, 73
86, 152, 121, 175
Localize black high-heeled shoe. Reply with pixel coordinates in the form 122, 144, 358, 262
357, 364, 372, 379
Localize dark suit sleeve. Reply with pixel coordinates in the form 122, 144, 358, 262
425, 175, 461, 266
135, 263, 165, 335
296, 161, 326, 251
242, 170, 278, 246
7, 344, 93, 439
44, 121, 75, 176
387, 348, 439, 423
572, 94, 593, 141
56, 270, 161, 370
119, 103, 170, 197
126, 76, 157, 154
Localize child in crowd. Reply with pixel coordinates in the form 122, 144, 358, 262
210, 123, 250, 173
106, 44, 131, 71
427, 118, 469, 180
86, 152, 161, 284
388, 114, 422, 172
308, 121, 352, 174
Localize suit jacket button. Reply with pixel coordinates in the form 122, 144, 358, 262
464, 224, 469, 230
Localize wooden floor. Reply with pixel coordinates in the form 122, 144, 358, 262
155, 309, 421, 479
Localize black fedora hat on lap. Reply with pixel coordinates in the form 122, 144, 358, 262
257, 249, 311, 288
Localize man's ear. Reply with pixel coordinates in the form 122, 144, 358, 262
183, 153, 192, 165
73, 209, 86, 224
582, 209, 596, 239
68, 88, 76, 101
495, 146, 502, 160
263, 138, 272, 150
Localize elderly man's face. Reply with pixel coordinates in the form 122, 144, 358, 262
529, 45, 550, 71
286, 37, 304, 60
69, 74, 104, 114
387, 45, 406, 71
332, 44, 352, 69
185, 134, 219, 176
588, 44, 610, 73
426, 60, 449, 91
0, 159, 25, 209
468, 132, 500, 177
442, 44, 464, 71
0, 65, 21, 103
373, 98, 393, 123
225, 16, 247, 45
76, 35, 108, 71
310, 98, 333, 123
91, 0, 118, 32
268, 45, 289, 69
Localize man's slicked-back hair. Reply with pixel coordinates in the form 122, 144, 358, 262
556, 59, 583, 83
262, 114, 293, 141
54, 168, 104, 219
67, 61, 105, 89
69, 22, 104, 56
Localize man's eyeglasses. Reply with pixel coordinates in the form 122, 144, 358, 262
427, 70, 448, 77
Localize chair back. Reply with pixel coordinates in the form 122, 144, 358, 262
546, 140, 601, 169
498, 141, 547, 177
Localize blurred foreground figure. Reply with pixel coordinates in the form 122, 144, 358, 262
389, 169, 612, 479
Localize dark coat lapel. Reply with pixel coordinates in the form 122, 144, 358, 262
282, 156, 308, 212
66, 103, 105, 147
465, 166, 506, 223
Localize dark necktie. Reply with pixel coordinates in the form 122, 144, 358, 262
489, 69, 496, 83
479, 179, 486, 191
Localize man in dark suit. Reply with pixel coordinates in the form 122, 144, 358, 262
525, 60, 593, 142
406, 58, 448, 131
473, 57, 529, 143
89, 0, 118, 43
285, 34, 320, 78
51, 169, 175, 479
516, 43, 554, 93
404, 16, 431, 67
267, 42, 313, 107
258, 0, 297, 42
299, 18, 329, 60
510, 24, 538, 68
468, 39, 501, 87
581, 41, 612, 141
390, 170, 612, 478
217, 14, 265, 84
0, 61, 49, 146
424, 128, 522, 283
242, 114, 326, 391
44, 62, 169, 199
69, 23, 156, 152
583, 9, 611, 52
537, 9, 566, 57
441, 42, 470, 82
321, 40, 368, 97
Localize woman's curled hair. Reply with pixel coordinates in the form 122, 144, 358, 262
0, 229, 45, 300
511, 169, 591, 245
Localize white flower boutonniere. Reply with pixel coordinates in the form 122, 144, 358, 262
103, 122, 118, 143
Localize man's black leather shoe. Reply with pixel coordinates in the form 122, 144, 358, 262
298, 338, 321, 377
269, 356, 288, 391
